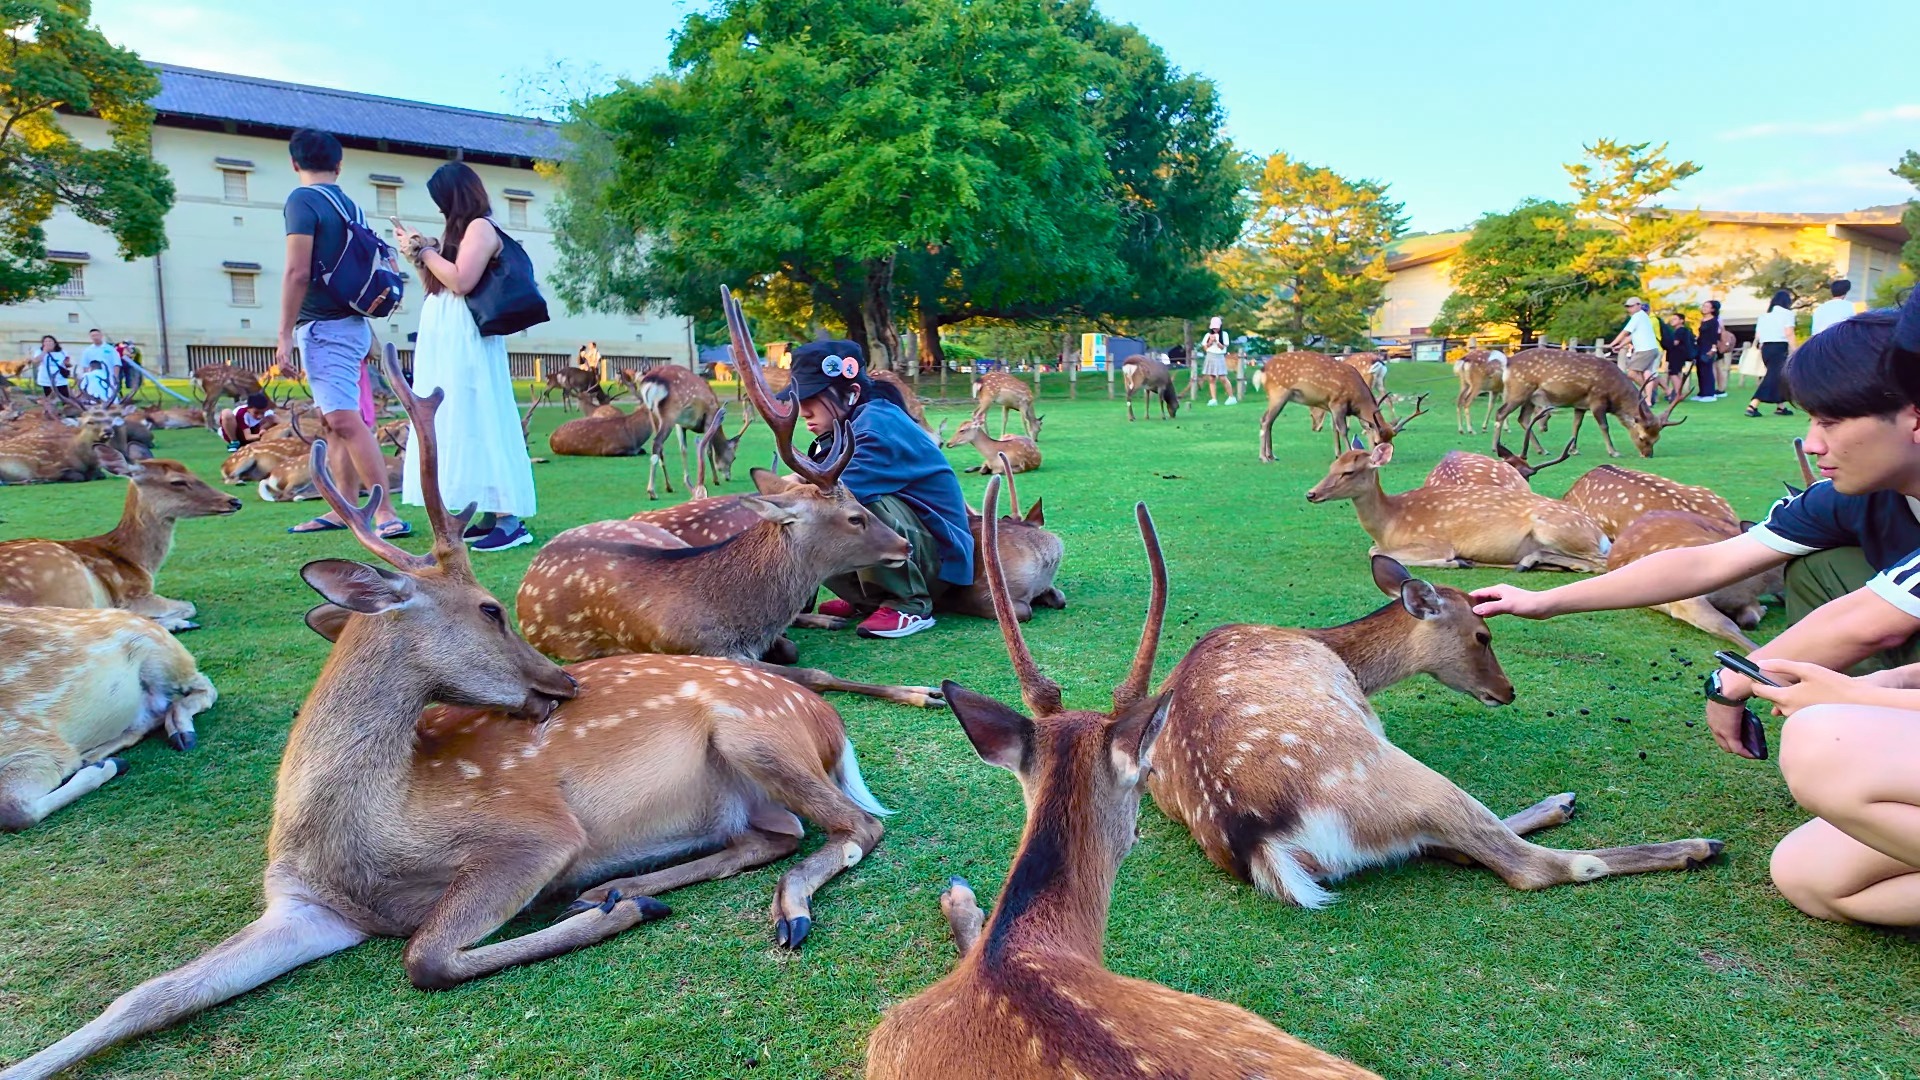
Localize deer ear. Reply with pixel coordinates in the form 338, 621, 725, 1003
1024, 497, 1045, 526
304, 603, 352, 642
1110, 690, 1173, 781
1400, 578, 1446, 620
1370, 554, 1412, 595
750, 467, 796, 494
1368, 442, 1394, 467
301, 559, 415, 613
739, 493, 804, 525
944, 681, 1031, 772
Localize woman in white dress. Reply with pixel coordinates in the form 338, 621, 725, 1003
1199, 316, 1233, 406
393, 162, 537, 551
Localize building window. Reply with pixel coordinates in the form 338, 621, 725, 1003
229, 272, 257, 306
222, 169, 248, 202
507, 198, 529, 229
55, 265, 85, 298
375, 185, 399, 218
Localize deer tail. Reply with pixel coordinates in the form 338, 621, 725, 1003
834, 736, 895, 817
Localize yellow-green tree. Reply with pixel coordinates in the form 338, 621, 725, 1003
1560, 139, 1702, 307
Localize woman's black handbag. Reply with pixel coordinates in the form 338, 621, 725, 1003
466, 223, 550, 337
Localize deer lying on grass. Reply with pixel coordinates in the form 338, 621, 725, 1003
0, 350, 895, 1080
516, 287, 942, 705
547, 402, 658, 457
140, 406, 205, 430
534, 366, 608, 413
872, 369, 933, 431
0, 408, 115, 483
190, 363, 262, 428
869, 477, 1378, 1080
1560, 465, 1736, 538
637, 364, 734, 499
1255, 351, 1425, 460
1606, 511, 1781, 649
1121, 354, 1180, 420
935, 463, 1065, 622
1307, 441, 1610, 572
1492, 349, 1689, 459
0, 450, 240, 629
1147, 554, 1724, 909
1427, 414, 1574, 490
1454, 349, 1505, 434
972, 371, 1043, 440
0, 607, 217, 832
943, 416, 1041, 474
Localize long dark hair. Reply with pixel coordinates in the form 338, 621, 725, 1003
815, 372, 905, 416
424, 162, 493, 296
1769, 289, 1793, 312
39, 335, 59, 352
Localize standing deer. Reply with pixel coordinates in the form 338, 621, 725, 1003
943, 416, 1041, 474
1255, 351, 1423, 460
0, 607, 217, 831
1492, 349, 1688, 459
0, 347, 895, 1080
871, 369, 933, 431
1454, 349, 1506, 434
636, 364, 724, 500
0, 450, 241, 629
866, 477, 1379, 1080
1606, 511, 1782, 648
1559, 465, 1736, 538
190, 363, 263, 428
535, 366, 608, 413
934, 464, 1065, 622
1147, 554, 1724, 909
1121, 354, 1180, 420
971, 371, 1042, 440
547, 402, 658, 457
1307, 441, 1611, 572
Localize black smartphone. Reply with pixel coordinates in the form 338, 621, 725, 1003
1714, 650, 1782, 688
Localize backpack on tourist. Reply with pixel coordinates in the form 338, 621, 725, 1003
310, 186, 406, 318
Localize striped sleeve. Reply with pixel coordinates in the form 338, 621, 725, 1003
1869, 549, 1920, 618
1746, 482, 1842, 556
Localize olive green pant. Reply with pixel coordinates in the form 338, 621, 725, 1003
824, 494, 947, 617
1784, 547, 1920, 673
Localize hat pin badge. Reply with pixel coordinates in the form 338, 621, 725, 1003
821, 355, 844, 377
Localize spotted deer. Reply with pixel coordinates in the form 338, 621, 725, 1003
934, 463, 1065, 622
1255, 351, 1423, 460
0, 607, 217, 833
866, 477, 1378, 1080
140, 406, 205, 430
1606, 511, 1782, 649
0, 409, 115, 483
943, 416, 1041, 474
0, 450, 240, 629
1454, 349, 1505, 434
971, 371, 1042, 440
190, 363, 263, 428
1427, 413, 1573, 490
0, 347, 896, 1080
1147, 554, 1724, 909
1560, 465, 1736, 539
636, 364, 725, 500
1306, 441, 1610, 572
1121, 354, 1180, 420
547, 402, 658, 457
535, 365, 608, 413
1341, 351, 1388, 398
872, 370, 933, 431
1492, 348, 1689, 459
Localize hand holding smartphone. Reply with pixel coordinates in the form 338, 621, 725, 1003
1712, 651, 1773, 758
1713, 650, 1782, 688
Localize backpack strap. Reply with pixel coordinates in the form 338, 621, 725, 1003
309, 184, 365, 227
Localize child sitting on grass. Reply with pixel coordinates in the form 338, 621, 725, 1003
220, 392, 277, 451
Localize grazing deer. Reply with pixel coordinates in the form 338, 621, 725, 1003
1606, 511, 1781, 648
1120, 354, 1181, 421
516, 288, 942, 706
971, 371, 1042, 440
548, 402, 658, 457
636, 365, 725, 500
935, 464, 1065, 622
1560, 465, 1736, 539
535, 366, 608, 413
1454, 349, 1505, 434
872, 369, 933, 431
1147, 554, 1724, 910
0, 450, 241, 629
0, 607, 217, 832
190, 363, 263, 427
1255, 351, 1423, 460
1307, 441, 1610, 572
1342, 351, 1388, 398
867, 478, 1379, 1080
1492, 349, 1689, 459
0, 349, 895, 1080
943, 416, 1041, 474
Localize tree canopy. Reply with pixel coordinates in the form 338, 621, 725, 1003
1559, 139, 1702, 307
0, 1, 174, 304
1431, 199, 1609, 343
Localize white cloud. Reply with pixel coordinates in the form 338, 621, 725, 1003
1669, 162, 1913, 212
1719, 105, 1920, 140
93, 1, 390, 96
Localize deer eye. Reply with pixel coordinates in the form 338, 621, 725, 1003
1475, 632, 1492, 646
170, 479, 188, 487
480, 603, 506, 626
849, 515, 866, 527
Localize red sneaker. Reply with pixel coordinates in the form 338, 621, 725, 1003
817, 598, 858, 618
857, 607, 936, 639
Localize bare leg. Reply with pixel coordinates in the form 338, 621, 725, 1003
319, 408, 399, 525
1772, 705, 1920, 925
941, 877, 986, 956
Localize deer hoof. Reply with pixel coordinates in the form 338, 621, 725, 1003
1686, 840, 1727, 870
775, 914, 812, 949
916, 686, 948, 709
169, 621, 202, 634
104, 756, 129, 781
168, 730, 197, 753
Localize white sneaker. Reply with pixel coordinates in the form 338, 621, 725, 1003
1207, 399, 1219, 407
1225, 396, 1238, 405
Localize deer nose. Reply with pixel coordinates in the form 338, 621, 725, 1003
226, 497, 243, 512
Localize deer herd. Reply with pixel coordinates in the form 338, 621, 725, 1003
1, 324, 1792, 1079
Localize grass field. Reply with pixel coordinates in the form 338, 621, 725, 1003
2, 363, 1915, 1079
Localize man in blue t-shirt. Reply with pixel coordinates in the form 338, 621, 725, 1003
1472, 297, 1920, 758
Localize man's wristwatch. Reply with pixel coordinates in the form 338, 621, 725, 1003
1704, 670, 1747, 707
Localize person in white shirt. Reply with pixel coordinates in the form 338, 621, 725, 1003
79, 328, 121, 400
1606, 297, 1662, 399
30, 334, 69, 399
1811, 280, 1857, 337
1749, 288, 1797, 417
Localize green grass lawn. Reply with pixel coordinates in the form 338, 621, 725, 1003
2, 364, 1915, 1078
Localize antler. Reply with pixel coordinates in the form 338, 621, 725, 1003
1112, 501, 1168, 712
288, 407, 316, 446
310, 440, 432, 572
1389, 392, 1430, 434
693, 403, 726, 499
1497, 410, 1572, 478
982, 475, 1063, 716
1793, 436, 1816, 487
723, 285, 853, 490
1656, 371, 1691, 425
996, 452, 1021, 517
378, 343, 475, 573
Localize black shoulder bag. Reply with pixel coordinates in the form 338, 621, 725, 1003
465, 221, 550, 337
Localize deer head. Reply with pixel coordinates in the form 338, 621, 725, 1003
1623, 372, 1691, 457
1305, 440, 1393, 503
1369, 555, 1512, 706
301, 344, 577, 717
98, 449, 243, 519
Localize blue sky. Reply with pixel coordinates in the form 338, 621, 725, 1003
93, 0, 1916, 232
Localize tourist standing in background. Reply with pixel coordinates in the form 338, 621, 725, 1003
31, 335, 68, 400
1695, 299, 1725, 401
1660, 311, 1696, 405
1199, 317, 1234, 406
1609, 297, 1661, 401
1812, 279, 1856, 337
79, 329, 120, 398
1749, 289, 1797, 417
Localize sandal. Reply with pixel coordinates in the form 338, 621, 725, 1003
1744, 406, 1761, 418
1774, 406, 1795, 416
288, 517, 348, 534
377, 520, 413, 539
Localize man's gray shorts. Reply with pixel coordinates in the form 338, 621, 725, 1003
1624, 349, 1660, 374
296, 317, 370, 415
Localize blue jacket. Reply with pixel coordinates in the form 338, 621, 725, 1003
810, 399, 976, 586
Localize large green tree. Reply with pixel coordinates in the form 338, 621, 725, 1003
1431, 199, 1611, 343
1560, 139, 1702, 307
1214, 151, 1406, 347
1, 1, 173, 304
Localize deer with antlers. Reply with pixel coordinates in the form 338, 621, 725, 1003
1560, 465, 1737, 538
1121, 353, 1181, 421
634, 364, 733, 500
1307, 441, 1611, 572
0, 405, 117, 484
942, 415, 1042, 475
1146, 554, 1724, 910
0, 347, 896, 1080
1492, 348, 1689, 459
1454, 349, 1506, 434
0, 450, 240, 629
971, 370, 1043, 440
1606, 511, 1782, 649
866, 477, 1379, 1080
1427, 413, 1576, 490
1254, 350, 1426, 461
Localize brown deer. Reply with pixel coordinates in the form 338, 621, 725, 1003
943, 416, 1041, 475
934, 463, 1065, 622
141, 406, 206, 430
1147, 554, 1724, 909
867, 478, 1379, 1080
1120, 354, 1180, 421
1492, 348, 1689, 459
1560, 465, 1736, 539
1454, 349, 1505, 434
1255, 351, 1423, 461
972, 370, 1042, 440
190, 363, 263, 427
0, 410, 115, 483
1307, 441, 1610, 572
0, 349, 895, 1080
547, 402, 658, 457
1606, 511, 1782, 648
871, 369, 933, 431
0, 607, 217, 832
1342, 351, 1388, 398
0, 450, 240, 629
535, 365, 608, 413
636, 364, 725, 500
1429, 412, 1575, 490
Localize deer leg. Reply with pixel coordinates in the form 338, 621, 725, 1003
1651, 597, 1761, 650
759, 636, 800, 665
564, 820, 803, 913
0, 754, 120, 832
940, 877, 986, 957
123, 593, 199, 632
791, 613, 855, 630
741, 660, 946, 709
1426, 794, 1578, 865
1481, 392, 1500, 435
1592, 411, 1625, 458
1127, 391, 1137, 421
1310, 405, 1327, 433
1258, 399, 1284, 462
1034, 586, 1067, 609
742, 764, 886, 949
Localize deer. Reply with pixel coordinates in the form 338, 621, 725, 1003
1559, 465, 1737, 539
0, 347, 896, 1080
1306, 440, 1611, 572
547, 402, 658, 457
935, 462, 1065, 622
515, 287, 944, 706
871, 369, 934, 431
534, 365, 608, 414
866, 477, 1380, 1080
1606, 511, 1783, 649
1454, 349, 1506, 434
1255, 351, 1424, 461
0, 449, 242, 629
1342, 351, 1388, 398
942, 416, 1041, 475
1428, 413, 1573, 490
0, 408, 116, 484
636, 364, 727, 500
0, 607, 218, 832
190, 363, 263, 428
140, 405, 202, 429
1121, 354, 1181, 421
1491, 348, 1689, 459
1146, 553, 1725, 910
971, 370, 1042, 440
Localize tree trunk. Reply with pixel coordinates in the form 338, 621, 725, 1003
918, 307, 948, 381
860, 254, 901, 372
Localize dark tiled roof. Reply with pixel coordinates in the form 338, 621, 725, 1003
149, 64, 565, 161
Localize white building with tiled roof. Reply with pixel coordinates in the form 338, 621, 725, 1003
5, 64, 693, 377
